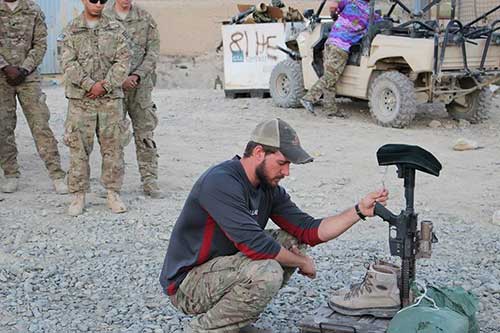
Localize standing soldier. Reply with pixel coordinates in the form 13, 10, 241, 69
0, 0, 67, 194
61, 0, 131, 216
104, 0, 162, 198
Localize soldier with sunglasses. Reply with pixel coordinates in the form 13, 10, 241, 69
61, 0, 131, 216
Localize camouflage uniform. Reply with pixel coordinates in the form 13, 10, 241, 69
170, 230, 307, 332
104, 2, 160, 186
303, 44, 349, 113
0, 0, 65, 180
61, 14, 130, 193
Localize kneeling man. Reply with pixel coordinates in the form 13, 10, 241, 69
160, 119, 388, 332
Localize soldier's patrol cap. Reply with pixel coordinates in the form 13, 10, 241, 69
250, 118, 313, 164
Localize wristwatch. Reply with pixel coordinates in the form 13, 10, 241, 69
355, 203, 367, 221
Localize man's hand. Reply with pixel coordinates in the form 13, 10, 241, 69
2, 66, 28, 86
122, 75, 140, 91
291, 246, 316, 279
86, 81, 107, 99
358, 188, 389, 217
2, 65, 21, 79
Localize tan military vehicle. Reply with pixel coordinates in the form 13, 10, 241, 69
270, 0, 500, 128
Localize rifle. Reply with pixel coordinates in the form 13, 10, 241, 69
230, 6, 257, 25
311, 0, 327, 23
373, 144, 442, 307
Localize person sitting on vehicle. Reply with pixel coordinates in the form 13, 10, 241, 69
159, 118, 389, 333
301, 0, 380, 117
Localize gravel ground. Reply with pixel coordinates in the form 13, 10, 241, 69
1, 87, 499, 332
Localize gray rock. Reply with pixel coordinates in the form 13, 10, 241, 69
428, 120, 442, 128
458, 119, 471, 128
453, 138, 479, 151
77, 323, 89, 331
280, 286, 300, 294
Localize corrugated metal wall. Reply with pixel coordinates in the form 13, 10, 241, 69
36, 0, 83, 74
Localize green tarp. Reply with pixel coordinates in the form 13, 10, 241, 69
388, 284, 479, 333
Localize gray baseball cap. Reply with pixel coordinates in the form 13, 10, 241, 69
250, 118, 313, 164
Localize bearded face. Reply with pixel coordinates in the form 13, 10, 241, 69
255, 157, 286, 188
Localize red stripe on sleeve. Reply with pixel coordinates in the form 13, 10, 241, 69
234, 241, 278, 260
196, 215, 217, 265
271, 215, 323, 246
222, 229, 278, 260
166, 282, 177, 296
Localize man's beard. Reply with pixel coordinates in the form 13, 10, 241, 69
256, 159, 283, 188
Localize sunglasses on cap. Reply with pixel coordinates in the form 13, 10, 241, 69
88, 0, 108, 4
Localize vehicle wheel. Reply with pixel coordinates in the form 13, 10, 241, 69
447, 82, 492, 124
368, 71, 417, 128
269, 59, 305, 108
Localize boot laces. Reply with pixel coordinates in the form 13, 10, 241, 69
344, 272, 374, 300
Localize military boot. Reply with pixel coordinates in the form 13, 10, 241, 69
350, 260, 400, 288
328, 263, 401, 318
143, 181, 164, 199
300, 98, 315, 115
68, 192, 85, 216
1, 178, 18, 193
107, 190, 127, 214
53, 178, 69, 195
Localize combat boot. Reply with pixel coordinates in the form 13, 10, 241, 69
1, 178, 18, 193
53, 178, 68, 195
143, 181, 164, 199
300, 98, 315, 115
107, 190, 127, 214
328, 263, 401, 318
68, 192, 85, 216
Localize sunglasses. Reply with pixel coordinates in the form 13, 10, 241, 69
88, 0, 108, 4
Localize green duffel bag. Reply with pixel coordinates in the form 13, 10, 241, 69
388, 283, 479, 333
388, 305, 469, 333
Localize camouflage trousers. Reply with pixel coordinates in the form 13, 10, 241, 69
0, 76, 65, 180
123, 79, 159, 185
63, 98, 131, 193
303, 44, 349, 113
170, 230, 307, 333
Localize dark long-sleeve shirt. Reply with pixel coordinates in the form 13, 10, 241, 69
160, 157, 324, 296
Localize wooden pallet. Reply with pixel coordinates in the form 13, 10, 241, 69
298, 306, 391, 333
224, 89, 271, 99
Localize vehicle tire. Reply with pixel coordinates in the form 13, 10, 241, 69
269, 59, 305, 108
368, 71, 417, 128
447, 84, 492, 124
